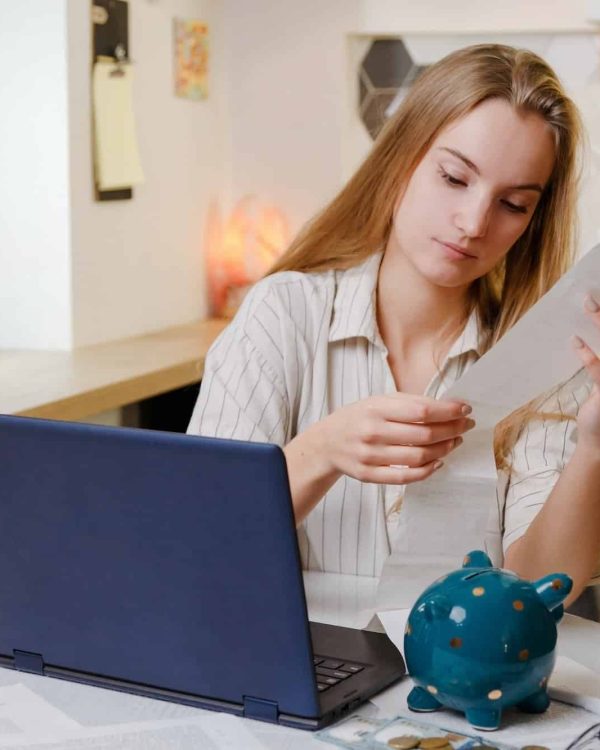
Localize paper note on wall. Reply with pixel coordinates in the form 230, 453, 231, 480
92, 60, 144, 191
377, 244, 600, 612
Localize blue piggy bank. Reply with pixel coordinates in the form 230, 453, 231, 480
404, 550, 572, 731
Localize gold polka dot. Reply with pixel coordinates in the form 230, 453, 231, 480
518, 649, 530, 661
513, 600, 524, 611
552, 579, 563, 590
405, 623, 412, 636
427, 685, 438, 695
450, 637, 463, 649
472, 587, 485, 597
488, 689, 502, 700
463, 556, 471, 566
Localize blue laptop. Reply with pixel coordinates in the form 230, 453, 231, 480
0, 415, 405, 729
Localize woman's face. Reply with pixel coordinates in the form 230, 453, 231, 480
390, 98, 557, 289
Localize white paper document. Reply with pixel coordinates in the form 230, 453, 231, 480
93, 60, 144, 191
0, 664, 325, 750
369, 669, 599, 750
550, 655, 600, 714
377, 244, 600, 612
0, 680, 270, 750
0, 684, 80, 746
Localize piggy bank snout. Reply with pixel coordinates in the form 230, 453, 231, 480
534, 572, 572, 613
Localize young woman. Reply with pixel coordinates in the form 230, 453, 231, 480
188, 44, 600, 608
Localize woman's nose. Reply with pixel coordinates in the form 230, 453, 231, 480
455, 197, 491, 239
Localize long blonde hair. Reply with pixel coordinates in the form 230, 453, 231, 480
268, 44, 584, 473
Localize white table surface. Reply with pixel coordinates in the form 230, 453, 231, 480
0, 572, 596, 750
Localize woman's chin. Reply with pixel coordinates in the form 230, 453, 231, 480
418, 264, 476, 289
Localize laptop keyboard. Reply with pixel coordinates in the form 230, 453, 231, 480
313, 656, 365, 692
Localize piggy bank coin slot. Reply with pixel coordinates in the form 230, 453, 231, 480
462, 570, 494, 580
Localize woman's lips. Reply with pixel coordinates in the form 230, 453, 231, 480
437, 240, 477, 260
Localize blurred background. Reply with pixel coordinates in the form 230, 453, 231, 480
1, 1, 599, 350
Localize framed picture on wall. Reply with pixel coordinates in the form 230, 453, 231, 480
173, 19, 209, 100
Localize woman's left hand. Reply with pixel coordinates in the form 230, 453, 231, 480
572, 294, 600, 447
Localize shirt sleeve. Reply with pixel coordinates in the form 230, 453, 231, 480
186, 286, 291, 447
501, 367, 600, 584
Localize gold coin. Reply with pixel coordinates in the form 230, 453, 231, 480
387, 737, 420, 750
419, 738, 452, 749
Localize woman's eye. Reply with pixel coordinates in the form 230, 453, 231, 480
440, 170, 465, 187
440, 168, 529, 215
501, 200, 528, 214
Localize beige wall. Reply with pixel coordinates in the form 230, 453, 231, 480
0, 0, 227, 350
69, 0, 228, 347
1, 1, 598, 350
0, 0, 72, 349
224, 0, 599, 244
361, 0, 597, 33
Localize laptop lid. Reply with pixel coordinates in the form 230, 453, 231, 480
0, 415, 320, 721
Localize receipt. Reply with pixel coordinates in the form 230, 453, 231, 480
377, 244, 600, 611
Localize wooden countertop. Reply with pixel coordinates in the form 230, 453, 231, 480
0, 319, 229, 421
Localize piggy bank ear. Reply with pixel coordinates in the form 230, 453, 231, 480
422, 594, 452, 622
462, 550, 492, 569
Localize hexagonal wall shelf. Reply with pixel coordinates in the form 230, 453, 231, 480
359, 39, 429, 139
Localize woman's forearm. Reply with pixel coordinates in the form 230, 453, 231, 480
503, 440, 600, 606
283, 423, 342, 525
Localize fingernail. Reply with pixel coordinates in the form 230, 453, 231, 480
585, 295, 599, 312
466, 419, 476, 430
572, 335, 585, 349
461, 404, 472, 415
433, 460, 444, 470
454, 436, 463, 447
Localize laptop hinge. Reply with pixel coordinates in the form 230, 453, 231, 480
243, 695, 279, 723
13, 650, 44, 675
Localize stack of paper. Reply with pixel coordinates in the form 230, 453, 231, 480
92, 60, 144, 191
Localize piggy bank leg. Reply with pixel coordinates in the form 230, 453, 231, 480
465, 708, 501, 731
517, 687, 550, 714
407, 686, 441, 712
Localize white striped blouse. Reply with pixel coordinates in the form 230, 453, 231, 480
187, 251, 599, 583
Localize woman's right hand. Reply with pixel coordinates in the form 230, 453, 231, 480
315, 392, 475, 485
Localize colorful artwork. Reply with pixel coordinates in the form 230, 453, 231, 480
174, 19, 208, 100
